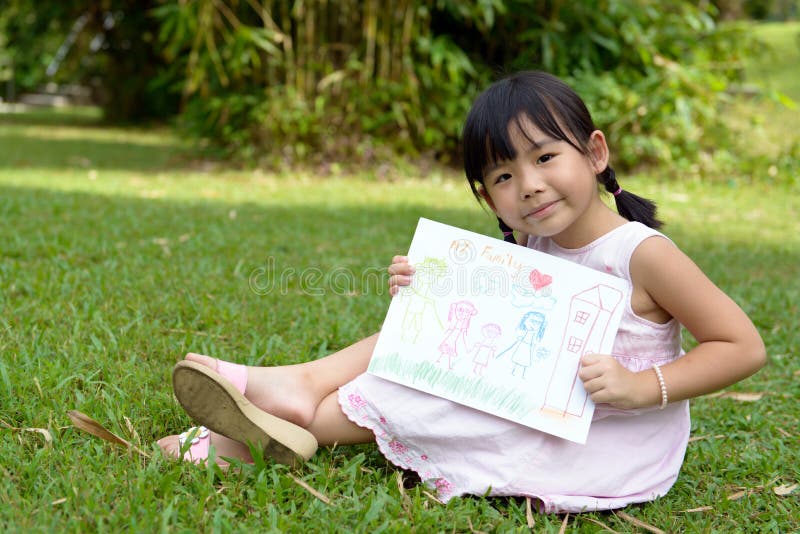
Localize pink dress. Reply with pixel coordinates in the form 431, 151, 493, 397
338, 222, 690, 513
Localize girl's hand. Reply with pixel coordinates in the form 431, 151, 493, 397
387, 255, 415, 297
578, 354, 657, 410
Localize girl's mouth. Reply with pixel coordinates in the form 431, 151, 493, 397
525, 200, 559, 219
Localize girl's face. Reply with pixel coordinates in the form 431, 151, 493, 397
480, 116, 618, 248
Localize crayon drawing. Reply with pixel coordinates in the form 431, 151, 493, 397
369, 218, 630, 443
469, 323, 502, 375
437, 300, 478, 369
399, 257, 447, 343
496, 311, 549, 379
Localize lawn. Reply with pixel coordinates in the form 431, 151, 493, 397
1, 29, 799, 534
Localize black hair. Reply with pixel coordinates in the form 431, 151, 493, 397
462, 71, 661, 244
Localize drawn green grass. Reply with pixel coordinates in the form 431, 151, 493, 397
370, 352, 529, 416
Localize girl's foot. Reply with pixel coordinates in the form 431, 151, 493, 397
157, 428, 253, 465
184, 353, 318, 427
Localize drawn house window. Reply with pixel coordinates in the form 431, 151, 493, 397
567, 336, 583, 353
574, 311, 590, 325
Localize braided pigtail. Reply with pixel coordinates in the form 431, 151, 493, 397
497, 217, 517, 244
601, 167, 663, 229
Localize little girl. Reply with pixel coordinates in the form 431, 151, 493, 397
158, 71, 766, 513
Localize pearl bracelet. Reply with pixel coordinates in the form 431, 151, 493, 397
652, 364, 668, 409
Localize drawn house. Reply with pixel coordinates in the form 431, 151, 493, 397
543, 284, 623, 417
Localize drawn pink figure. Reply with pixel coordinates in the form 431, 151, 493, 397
469, 323, 502, 375
436, 300, 478, 369
496, 311, 548, 379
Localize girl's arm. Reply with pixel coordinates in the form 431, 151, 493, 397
580, 236, 767, 409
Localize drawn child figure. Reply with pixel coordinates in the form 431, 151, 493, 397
400, 257, 447, 342
436, 300, 478, 369
496, 311, 547, 379
157, 71, 766, 514
469, 323, 502, 375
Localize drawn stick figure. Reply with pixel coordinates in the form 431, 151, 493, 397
496, 311, 547, 379
469, 323, 502, 376
400, 257, 446, 342
437, 300, 477, 369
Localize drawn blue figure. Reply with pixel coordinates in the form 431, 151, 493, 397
496, 311, 548, 379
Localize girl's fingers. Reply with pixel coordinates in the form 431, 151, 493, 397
388, 275, 412, 287
582, 376, 602, 394
387, 262, 415, 276
578, 362, 603, 382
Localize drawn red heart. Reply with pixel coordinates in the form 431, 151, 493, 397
529, 269, 552, 290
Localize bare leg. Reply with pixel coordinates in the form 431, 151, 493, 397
158, 390, 374, 463
185, 333, 378, 427
158, 333, 378, 462
306, 391, 374, 446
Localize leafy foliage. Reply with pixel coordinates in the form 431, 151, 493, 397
0, 0, 784, 172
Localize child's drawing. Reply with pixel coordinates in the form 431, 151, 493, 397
469, 323, 502, 375
437, 300, 478, 369
496, 311, 548, 379
400, 257, 447, 342
369, 218, 630, 443
543, 284, 624, 417
511, 267, 557, 311
449, 238, 476, 264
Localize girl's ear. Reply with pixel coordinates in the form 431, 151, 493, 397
479, 187, 497, 212
588, 130, 610, 174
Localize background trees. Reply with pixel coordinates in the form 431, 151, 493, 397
1, 0, 795, 171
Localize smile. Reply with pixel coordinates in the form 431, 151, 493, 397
524, 200, 559, 219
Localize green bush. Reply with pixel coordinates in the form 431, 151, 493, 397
2, 0, 777, 174
154, 0, 762, 172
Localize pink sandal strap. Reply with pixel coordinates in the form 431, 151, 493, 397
215, 359, 248, 395
178, 426, 210, 463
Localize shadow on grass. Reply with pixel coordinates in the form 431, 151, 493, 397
0, 132, 191, 172
1, 181, 796, 359
0, 106, 104, 127
0, 108, 193, 172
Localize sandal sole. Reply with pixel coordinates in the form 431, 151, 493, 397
172, 360, 318, 466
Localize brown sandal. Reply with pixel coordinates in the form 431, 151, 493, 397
172, 360, 318, 466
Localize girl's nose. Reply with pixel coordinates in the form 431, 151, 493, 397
519, 168, 545, 199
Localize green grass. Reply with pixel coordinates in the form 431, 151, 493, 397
747, 21, 800, 101
1, 107, 798, 533
727, 21, 800, 165
1, 22, 799, 531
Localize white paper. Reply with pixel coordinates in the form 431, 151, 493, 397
368, 218, 631, 443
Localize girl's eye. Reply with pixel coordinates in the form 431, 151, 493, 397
494, 173, 512, 184
537, 153, 555, 164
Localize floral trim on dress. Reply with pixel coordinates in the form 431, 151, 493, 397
342, 389, 455, 501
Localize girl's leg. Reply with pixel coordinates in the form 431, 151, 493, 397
184, 332, 378, 427
306, 391, 374, 446
159, 390, 373, 465
158, 333, 378, 464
